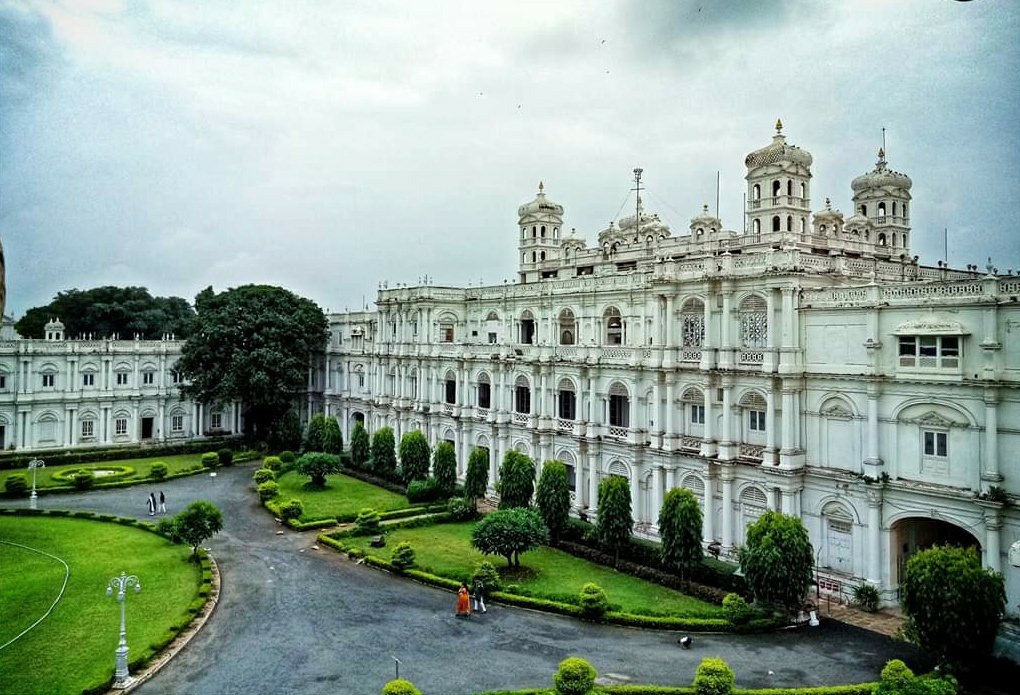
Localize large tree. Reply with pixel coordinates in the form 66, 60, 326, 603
432, 441, 457, 497
497, 450, 535, 509
535, 460, 571, 542
322, 416, 343, 455
658, 487, 704, 585
739, 510, 814, 612
16, 285, 196, 339
303, 413, 327, 453
296, 452, 342, 488
901, 544, 1006, 669
596, 475, 633, 566
399, 430, 431, 483
174, 284, 328, 444
350, 422, 370, 469
471, 507, 549, 567
165, 500, 224, 558
370, 426, 397, 478
463, 447, 490, 501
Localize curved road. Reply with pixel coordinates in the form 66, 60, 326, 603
6, 465, 921, 694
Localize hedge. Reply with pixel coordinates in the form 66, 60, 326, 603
474, 686, 877, 695
0, 436, 245, 471
3, 463, 212, 498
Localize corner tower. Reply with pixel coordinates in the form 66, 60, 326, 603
517, 182, 564, 283
851, 148, 912, 255
744, 119, 813, 242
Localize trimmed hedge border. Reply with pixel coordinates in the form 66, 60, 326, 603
51, 465, 136, 484
475, 687, 876, 695
0, 506, 214, 695
0, 437, 245, 471
3, 464, 211, 498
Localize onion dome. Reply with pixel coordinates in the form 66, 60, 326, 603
851, 149, 912, 193
744, 119, 813, 169
689, 204, 722, 234
616, 196, 671, 239
813, 197, 843, 223
517, 181, 564, 225
561, 227, 586, 251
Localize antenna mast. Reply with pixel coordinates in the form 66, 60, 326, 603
633, 168, 643, 239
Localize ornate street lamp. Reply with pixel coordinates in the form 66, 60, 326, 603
28, 458, 45, 510
106, 572, 142, 688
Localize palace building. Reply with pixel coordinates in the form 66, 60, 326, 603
319, 121, 1020, 608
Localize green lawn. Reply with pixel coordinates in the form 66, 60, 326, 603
0, 454, 211, 492
273, 471, 411, 521
344, 521, 725, 618
0, 515, 202, 695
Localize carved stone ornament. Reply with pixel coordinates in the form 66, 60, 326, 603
892, 318, 969, 336
821, 403, 854, 419
907, 410, 961, 429
865, 487, 884, 506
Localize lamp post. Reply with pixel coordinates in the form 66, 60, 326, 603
28, 458, 45, 510
106, 571, 142, 689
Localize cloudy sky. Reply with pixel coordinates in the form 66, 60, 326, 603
2, 0, 1018, 317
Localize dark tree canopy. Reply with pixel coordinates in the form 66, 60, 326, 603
902, 544, 1006, 668
399, 430, 431, 483
322, 417, 343, 455
16, 285, 196, 340
432, 441, 457, 496
535, 460, 571, 542
471, 507, 549, 567
167, 500, 224, 556
296, 452, 342, 487
739, 510, 815, 611
370, 426, 397, 478
303, 413, 327, 453
658, 487, 703, 583
596, 475, 633, 565
174, 285, 328, 443
350, 423, 370, 469
464, 447, 490, 501
497, 450, 535, 509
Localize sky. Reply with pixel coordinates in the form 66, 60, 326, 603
1, 0, 1018, 318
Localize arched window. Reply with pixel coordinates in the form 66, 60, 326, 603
892, 202, 898, 216
822, 502, 854, 574
786, 215, 793, 232
696, 227, 704, 237
739, 391, 767, 441
800, 182, 806, 199
680, 298, 705, 348
903, 203, 908, 218
878, 202, 886, 218
861, 204, 867, 217
519, 310, 536, 345
740, 486, 768, 539
800, 218, 806, 233
752, 184, 761, 201
541, 225, 546, 237
772, 180, 781, 198
540, 251, 546, 261
739, 295, 767, 348
820, 224, 827, 233
514, 375, 531, 414
786, 180, 792, 196
531, 252, 536, 263
878, 233, 887, 246
604, 307, 623, 345
892, 233, 898, 247
608, 382, 630, 428
752, 219, 761, 234
477, 372, 491, 409
772, 216, 781, 232
681, 387, 706, 432
445, 370, 457, 404
558, 309, 576, 345
557, 377, 576, 420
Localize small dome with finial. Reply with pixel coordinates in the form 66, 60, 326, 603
744, 118, 813, 169
518, 181, 564, 224
851, 148, 912, 193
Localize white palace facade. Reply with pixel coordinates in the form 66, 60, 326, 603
319, 122, 1020, 607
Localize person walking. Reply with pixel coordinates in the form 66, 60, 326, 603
146, 493, 154, 516
455, 583, 471, 617
159, 491, 167, 514
472, 579, 487, 613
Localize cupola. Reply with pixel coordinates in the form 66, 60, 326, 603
45, 317, 65, 341
689, 204, 722, 240
812, 198, 844, 236
744, 119, 813, 241
517, 182, 565, 282
851, 148, 912, 254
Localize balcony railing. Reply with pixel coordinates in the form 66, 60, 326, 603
512, 412, 529, 425
680, 435, 702, 451
476, 408, 490, 420
607, 426, 628, 439
739, 443, 764, 461
557, 418, 574, 433
739, 350, 764, 365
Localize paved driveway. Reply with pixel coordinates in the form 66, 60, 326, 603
5, 465, 922, 694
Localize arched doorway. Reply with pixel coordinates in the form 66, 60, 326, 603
891, 517, 980, 593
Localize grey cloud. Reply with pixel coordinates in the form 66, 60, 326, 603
0, 4, 62, 104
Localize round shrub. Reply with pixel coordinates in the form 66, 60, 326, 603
201, 452, 219, 469
578, 583, 609, 620
354, 508, 382, 535
253, 468, 276, 485
73, 470, 95, 490
279, 450, 296, 465
722, 593, 752, 625
406, 477, 439, 504
150, 462, 168, 480
4, 474, 28, 497
381, 679, 421, 695
553, 657, 597, 695
447, 496, 478, 521
257, 481, 280, 502
263, 456, 283, 472
217, 448, 233, 467
693, 657, 735, 695
471, 560, 502, 593
279, 498, 304, 521
391, 541, 416, 571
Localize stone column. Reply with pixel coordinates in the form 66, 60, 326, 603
588, 449, 599, 513
983, 388, 1002, 484
765, 385, 777, 464
764, 289, 778, 372
866, 488, 883, 586
651, 465, 664, 528
983, 505, 1003, 573
703, 465, 716, 545
779, 287, 796, 372
664, 377, 676, 450
721, 464, 735, 551
781, 388, 796, 454
718, 291, 733, 369
701, 384, 717, 457
719, 383, 734, 460
700, 293, 716, 370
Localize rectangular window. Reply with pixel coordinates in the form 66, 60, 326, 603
115, 418, 128, 436
690, 404, 705, 425
211, 413, 223, 430
445, 379, 457, 404
82, 373, 95, 387
558, 391, 576, 420
81, 420, 94, 439
0, 375, 6, 390
898, 335, 960, 369
440, 323, 454, 343
576, 265, 594, 276
42, 373, 55, 388
477, 383, 491, 409
749, 410, 766, 432
170, 370, 183, 384
520, 319, 535, 345
116, 372, 129, 385
143, 371, 155, 385
923, 431, 948, 458
514, 386, 531, 414
357, 373, 365, 389
488, 332, 497, 344
409, 376, 418, 399
171, 415, 184, 433
565, 464, 577, 490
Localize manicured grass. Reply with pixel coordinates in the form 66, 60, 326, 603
0, 454, 210, 492
0, 515, 201, 695
345, 521, 725, 618
273, 471, 411, 521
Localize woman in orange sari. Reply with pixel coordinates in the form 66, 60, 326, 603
456, 583, 471, 617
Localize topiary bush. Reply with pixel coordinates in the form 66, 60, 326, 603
201, 452, 219, 469
263, 456, 283, 472
279, 498, 304, 521
4, 474, 28, 497
578, 583, 609, 620
693, 657, 735, 695
722, 593, 752, 625
447, 496, 478, 521
279, 450, 296, 465
73, 470, 95, 490
257, 481, 280, 502
217, 448, 233, 467
391, 541, 416, 571
150, 462, 168, 480
553, 656, 597, 695
381, 679, 421, 695
253, 468, 275, 485
471, 560, 502, 593
406, 477, 440, 504
354, 508, 382, 535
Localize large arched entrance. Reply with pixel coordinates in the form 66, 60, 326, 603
891, 517, 980, 594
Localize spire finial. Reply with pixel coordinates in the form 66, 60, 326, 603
825, 197, 831, 209
775, 118, 783, 134
878, 147, 885, 162
538, 181, 544, 193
